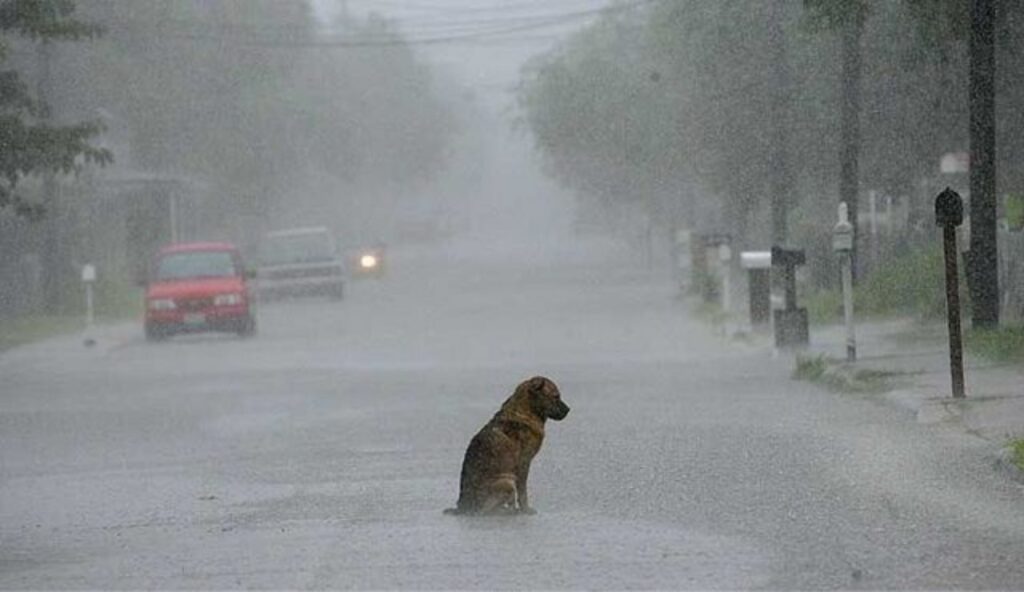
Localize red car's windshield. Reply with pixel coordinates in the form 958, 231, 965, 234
155, 251, 237, 281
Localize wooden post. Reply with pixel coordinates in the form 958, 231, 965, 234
936, 188, 966, 399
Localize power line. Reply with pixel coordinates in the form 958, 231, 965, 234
97, 0, 657, 48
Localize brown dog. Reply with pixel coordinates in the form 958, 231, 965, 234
444, 376, 570, 515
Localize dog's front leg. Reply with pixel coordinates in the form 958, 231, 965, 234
516, 464, 536, 514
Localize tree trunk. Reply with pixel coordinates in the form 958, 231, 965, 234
968, 0, 999, 328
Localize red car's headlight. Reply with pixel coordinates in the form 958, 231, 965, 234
214, 293, 243, 306
148, 298, 176, 311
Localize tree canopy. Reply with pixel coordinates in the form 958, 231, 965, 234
518, 0, 1024, 252
0, 0, 111, 219
48, 0, 455, 233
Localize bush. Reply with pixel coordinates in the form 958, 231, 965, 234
805, 288, 843, 324
856, 244, 951, 319
1006, 193, 1024, 230
93, 277, 142, 320
966, 327, 1024, 364
1012, 439, 1024, 472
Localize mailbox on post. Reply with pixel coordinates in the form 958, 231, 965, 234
693, 233, 731, 304
832, 204, 854, 253
935, 187, 966, 398
935, 187, 964, 227
833, 203, 856, 361
771, 247, 808, 349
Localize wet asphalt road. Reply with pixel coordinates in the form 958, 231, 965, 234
2, 242, 1024, 590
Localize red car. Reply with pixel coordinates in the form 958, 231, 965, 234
143, 242, 256, 341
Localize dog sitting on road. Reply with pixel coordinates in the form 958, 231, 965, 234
444, 376, 570, 515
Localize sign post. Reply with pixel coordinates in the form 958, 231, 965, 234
718, 243, 732, 315
833, 203, 856, 362
82, 263, 97, 348
935, 188, 966, 399
770, 247, 809, 348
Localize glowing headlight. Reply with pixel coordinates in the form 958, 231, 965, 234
148, 298, 176, 311
360, 254, 378, 269
214, 293, 243, 306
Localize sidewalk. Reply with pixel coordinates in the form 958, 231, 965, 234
794, 318, 1024, 476
0, 320, 138, 364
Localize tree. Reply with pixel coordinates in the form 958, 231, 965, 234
903, 0, 1004, 328
0, 0, 111, 219
967, 0, 999, 328
518, 0, 1023, 299
61, 1, 454, 236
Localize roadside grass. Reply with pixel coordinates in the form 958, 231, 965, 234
691, 300, 730, 333
793, 353, 903, 394
793, 353, 828, 381
804, 244, 954, 324
93, 278, 143, 320
805, 289, 842, 325
0, 279, 141, 353
1011, 439, 1024, 472
0, 315, 84, 352
965, 327, 1024, 365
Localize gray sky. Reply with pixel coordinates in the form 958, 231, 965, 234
311, 0, 611, 106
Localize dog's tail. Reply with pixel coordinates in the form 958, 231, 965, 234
442, 507, 462, 515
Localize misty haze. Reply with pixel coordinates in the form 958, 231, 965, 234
2, 1, 1024, 589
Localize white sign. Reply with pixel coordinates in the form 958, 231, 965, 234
940, 152, 969, 174
81, 264, 96, 283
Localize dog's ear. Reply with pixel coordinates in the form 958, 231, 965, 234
528, 376, 547, 392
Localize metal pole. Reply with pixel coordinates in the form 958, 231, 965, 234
841, 252, 856, 362
721, 265, 731, 316
885, 194, 893, 240
82, 264, 97, 347
85, 282, 94, 328
783, 266, 796, 310
169, 194, 179, 244
869, 190, 878, 270
942, 225, 966, 398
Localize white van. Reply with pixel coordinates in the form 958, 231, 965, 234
256, 227, 346, 301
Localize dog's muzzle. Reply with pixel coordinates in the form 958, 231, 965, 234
550, 402, 570, 421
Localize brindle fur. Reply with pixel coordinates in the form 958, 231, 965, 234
444, 376, 570, 515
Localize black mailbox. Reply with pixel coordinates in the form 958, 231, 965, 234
770, 246, 808, 349
935, 187, 964, 227
771, 247, 805, 268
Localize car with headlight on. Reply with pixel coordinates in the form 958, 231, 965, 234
143, 242, 256, 341
256, 227, 346, 300
351, 243, 386, 279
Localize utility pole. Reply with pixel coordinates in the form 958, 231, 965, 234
968, 0, 999, 328
768, 0, 793, 247
838, 14, 863, 281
